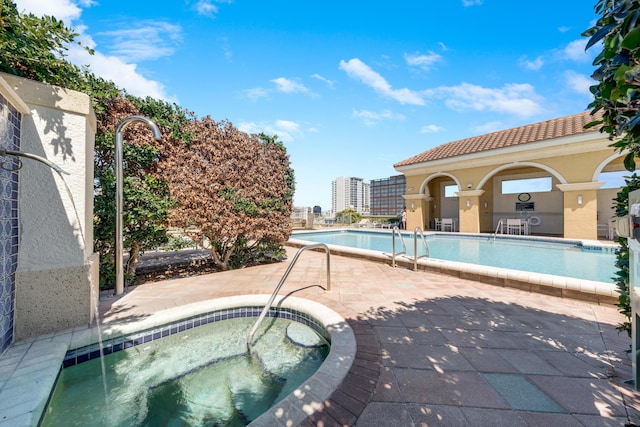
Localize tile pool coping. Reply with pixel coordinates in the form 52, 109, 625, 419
289, 229, 620, 306
0, 295, 355, 427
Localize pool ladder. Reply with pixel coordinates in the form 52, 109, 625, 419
247, 243, 331, 352
412, 227, 429, 271
390, 226, 406, 267
491, 220, 504, 241
389, 227, 429, 270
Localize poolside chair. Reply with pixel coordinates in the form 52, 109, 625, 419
355, 219, 370, 228
506, 218, 522, 235
597, 216, 616, 239
441, 218, 454, 232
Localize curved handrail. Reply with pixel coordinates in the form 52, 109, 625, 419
391, 226, 406, 267
413, 227, 429, 271
0, 149, 69, 175
247, 243, 331, 351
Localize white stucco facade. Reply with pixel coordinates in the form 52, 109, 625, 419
0, 73, 99, 339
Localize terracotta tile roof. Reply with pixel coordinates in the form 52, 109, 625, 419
394, 111, 604, 168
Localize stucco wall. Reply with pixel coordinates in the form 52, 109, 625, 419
399, 132, 623, 239
0, 73, 98, 339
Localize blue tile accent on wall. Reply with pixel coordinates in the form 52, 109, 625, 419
0, 93, 20, 356
63, 306, 331, 368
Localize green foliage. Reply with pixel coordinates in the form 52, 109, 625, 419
2, 4, 294, 284
335, 209, 362, 224
92, 98, 178, 289
0, 0, 91, 87
585, 0, 640, 337
256, 132, 296, 202
610, 174, 640, 337
583, 0, 640, 169
130, 96, 193, 143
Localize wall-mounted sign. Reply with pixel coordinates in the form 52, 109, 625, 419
516, 202, 535, 211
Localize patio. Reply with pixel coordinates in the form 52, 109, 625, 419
99, 247, 640, 426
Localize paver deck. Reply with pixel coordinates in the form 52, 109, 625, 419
99, 247, 640, 426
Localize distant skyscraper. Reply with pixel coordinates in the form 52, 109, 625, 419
370, 175, 406, 216
331, 177, 369, 214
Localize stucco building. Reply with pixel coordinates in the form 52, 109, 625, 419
394, 111, 625, 240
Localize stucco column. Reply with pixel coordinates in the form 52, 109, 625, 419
403, 194, 427, 230
557, 182, 604, 240
456, 190, 485, 233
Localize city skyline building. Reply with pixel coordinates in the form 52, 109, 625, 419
370, 174, 407, 216
331, 176, 369, 214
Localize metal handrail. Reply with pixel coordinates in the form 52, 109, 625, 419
492, 219, 504, 241
413, 227, 429, 271
391, 226, 406, 267
247, 243, 331, 351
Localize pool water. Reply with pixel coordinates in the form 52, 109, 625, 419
41, 317, 329, 427
292, 230, 617, 284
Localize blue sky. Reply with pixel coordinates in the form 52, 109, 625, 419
15, 0, 600, 211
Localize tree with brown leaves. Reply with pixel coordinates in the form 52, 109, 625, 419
158, 116, 294, 270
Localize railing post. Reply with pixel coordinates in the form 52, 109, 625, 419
392, 226, 397, 267
325, 246, 332, 293
414, 227, 419, 271
247, 243, 331, 350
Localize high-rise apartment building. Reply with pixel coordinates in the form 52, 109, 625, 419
370, 174, 406, 216
331, 177, 369, 214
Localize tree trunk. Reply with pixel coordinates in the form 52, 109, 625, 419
126, 241, 141, 283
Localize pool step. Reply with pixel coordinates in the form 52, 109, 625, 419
252, 320, 328, 403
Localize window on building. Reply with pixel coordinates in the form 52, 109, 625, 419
444, 184, 459, 198
501, 177, 552, 194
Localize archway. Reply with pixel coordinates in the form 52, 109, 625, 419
475, 162, 568, 235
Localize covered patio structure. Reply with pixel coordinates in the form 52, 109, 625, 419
394, 112, 627, 240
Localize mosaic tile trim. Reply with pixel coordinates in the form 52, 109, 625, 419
63, 306, 330, 368
308, 229, 617, 254
0, 92, 20, 356
424, 232, 617, 254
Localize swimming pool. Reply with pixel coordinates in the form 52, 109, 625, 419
3, 295, 355, 427
290, 230, 617, 285
42, 315, 329, 426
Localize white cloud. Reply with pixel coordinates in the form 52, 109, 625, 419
420, 124, 444, 133
271, 77, 309, 94
474, 121, 505, 134
237, 120, 303, 143
404, 51, 442, 71
195, 1, 218, 16
565, 70, 594, 95
520, 56, 544, 71
14, 0, 175, 101
244, 87, 270, 100
462, 0, 482, 6
13, 0, 86, 24
352, 109, 404, 126
311, 73, 335, 88
339, 58, 426, 105
275, 120, 300, 133
564, 39, 590, 62
97, 22, 183, 61
436, 82, 544, 117
219, 36, 233, 60
67, 44, 172, 100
